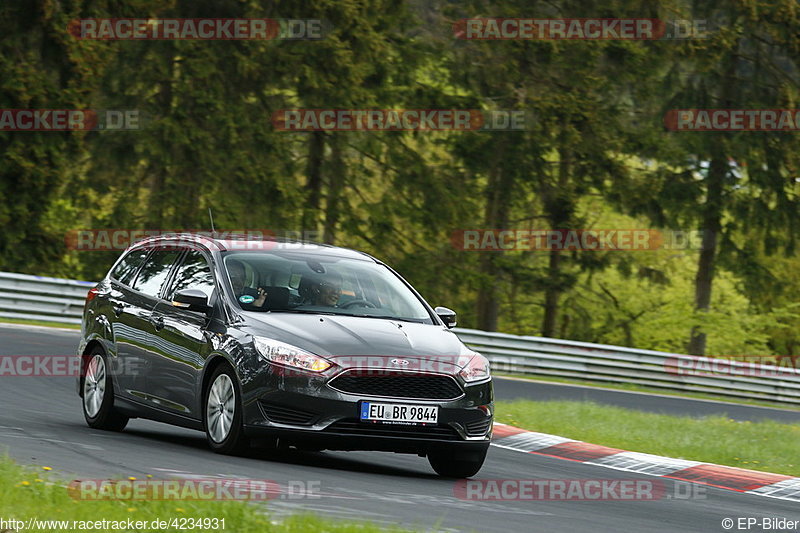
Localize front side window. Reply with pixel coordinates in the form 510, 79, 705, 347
110, 248, 149, 286
131, 249, 181, 297
166, 250, 216, 300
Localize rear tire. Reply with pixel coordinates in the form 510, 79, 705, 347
82, 347, 129, 432
428, 447, 488, 478
204, 364, 249, 455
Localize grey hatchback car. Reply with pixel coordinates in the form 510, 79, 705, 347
78, 234, 493, 477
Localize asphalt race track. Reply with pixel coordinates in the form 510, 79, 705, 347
1, 323, 798, 532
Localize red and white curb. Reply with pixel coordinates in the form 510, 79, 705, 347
490, 423, 800, 503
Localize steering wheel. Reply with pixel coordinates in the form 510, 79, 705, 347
339, 299, 377, 309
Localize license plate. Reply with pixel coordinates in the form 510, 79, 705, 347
359, 402, 438, 424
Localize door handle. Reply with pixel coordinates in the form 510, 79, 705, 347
112, 303, 125, 317
151, 315, 164, 331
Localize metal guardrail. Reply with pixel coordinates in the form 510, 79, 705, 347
1, 271, 798, 405
455, 328, 800, 405
0, 272, 93, 325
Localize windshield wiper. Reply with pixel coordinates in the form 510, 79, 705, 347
267, 308, 338, 315
349, 314, 427, 323
269, 309, 426, 323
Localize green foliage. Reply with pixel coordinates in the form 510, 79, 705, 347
1, 0, 799, 356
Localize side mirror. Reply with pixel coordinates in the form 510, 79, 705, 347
434, 306, 457, 328
172, 289, 211, 313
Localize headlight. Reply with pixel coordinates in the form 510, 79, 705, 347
253, 336, 332, 373
457, 352, 491, 383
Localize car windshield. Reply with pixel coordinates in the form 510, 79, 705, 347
222, 250, 433, 323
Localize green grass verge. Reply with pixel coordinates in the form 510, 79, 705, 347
0, 456, 410, 533
495, 399, 800, 477
0, 317, 80, 330
496, 372, 800, 412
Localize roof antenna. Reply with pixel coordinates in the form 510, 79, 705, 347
208, 207, 217, 238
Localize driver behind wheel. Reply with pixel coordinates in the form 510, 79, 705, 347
300, 273, 342, 307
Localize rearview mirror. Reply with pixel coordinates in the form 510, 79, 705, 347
434, 306, 457, 328
172, 289, 211, 313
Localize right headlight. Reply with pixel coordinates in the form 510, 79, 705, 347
253, 336, 332, 373
457, 352, 491, 383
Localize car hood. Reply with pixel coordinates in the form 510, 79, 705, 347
239, 312, 469, 372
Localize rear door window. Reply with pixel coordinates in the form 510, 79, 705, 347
131, 249, 182, 298
110, 248, 150, 286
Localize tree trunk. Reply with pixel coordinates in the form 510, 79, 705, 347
541, 249, 561, 336
687, 153, 725, 355
541, 141, 572, 337
687, 50, 737, 356
303, 131, 325, 233
476, 142, 512, 331
476, 253, 501, 331
147, 51, 178, 228
323, 136, 344, 245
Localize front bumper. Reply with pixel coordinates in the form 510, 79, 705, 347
243, 424, 492, 454
239, 366, 493, 454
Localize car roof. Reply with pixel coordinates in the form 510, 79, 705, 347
129, 233, 377, 262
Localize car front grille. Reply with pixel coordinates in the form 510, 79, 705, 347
464, 417, 492, 437
324, 419, 461, 440
258, 402, 318, 426
328, 371, 463, 400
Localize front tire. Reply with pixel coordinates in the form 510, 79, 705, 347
428, 447, 488, 478
204, 365, 249, 455
82, 348, 129, 431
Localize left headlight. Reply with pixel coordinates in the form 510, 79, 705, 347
253, 336, 332, 373
457, 352, 491, 383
